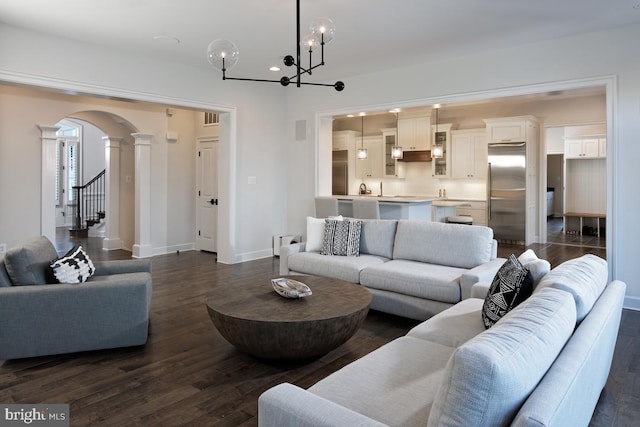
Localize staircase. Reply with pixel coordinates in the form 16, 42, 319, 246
69, 169, 106, 237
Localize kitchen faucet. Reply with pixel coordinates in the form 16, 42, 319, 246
379, 181, 383, 197
359, 183, 367, 195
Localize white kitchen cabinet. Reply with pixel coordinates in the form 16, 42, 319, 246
451, 129, 487, 179
398, 116, 429, 151
355, 136, 383, 179
431, 123, 454, 178
332, 130, 359, 151
381, 128, 404, 178
564, 136, 606, 159
455, 201, 487, 226
485, 120, 527, 143
599, 138, 607, 157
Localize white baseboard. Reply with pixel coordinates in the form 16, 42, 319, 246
152, 243, 195, 256
234, 248, 274, 264
623, 296, 640, 311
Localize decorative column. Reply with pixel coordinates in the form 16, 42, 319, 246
102, 136, 123, 250
38, 125, 60, 243
131, 133, 154, 258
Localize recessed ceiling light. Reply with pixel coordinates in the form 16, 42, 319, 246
153, 35, 180, 44
269, 66, 281, 72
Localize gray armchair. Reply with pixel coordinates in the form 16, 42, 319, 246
0, 236, 152, 360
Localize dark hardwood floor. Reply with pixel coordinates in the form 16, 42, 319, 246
0, 231, 633, 426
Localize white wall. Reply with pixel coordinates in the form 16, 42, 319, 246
0, 23, 288, 263
284, 24, 640, 309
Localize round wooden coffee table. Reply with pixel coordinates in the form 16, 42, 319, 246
205, 275, 372, 361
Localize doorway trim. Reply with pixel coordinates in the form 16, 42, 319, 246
4, 71, 236, 264
314, 75, 618, 279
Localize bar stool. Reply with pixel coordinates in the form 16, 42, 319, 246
446, 215, 473, 225
314, 197, 339, 218
353, 198, 380, 219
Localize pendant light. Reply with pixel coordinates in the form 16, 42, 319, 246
390, 109, 403, 159
431, 104, 444, 158
207, 0, 344, 91
357, 112, 368, 159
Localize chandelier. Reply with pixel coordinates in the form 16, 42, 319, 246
207, 0, 344, 91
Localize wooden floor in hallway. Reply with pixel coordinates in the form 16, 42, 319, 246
0, 230, 633, 426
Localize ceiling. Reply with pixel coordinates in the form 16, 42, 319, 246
1, 0, 639, 85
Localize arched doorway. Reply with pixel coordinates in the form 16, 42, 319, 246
41, 110, 139, 253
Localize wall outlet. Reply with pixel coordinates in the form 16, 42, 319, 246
0, 243, 6, 256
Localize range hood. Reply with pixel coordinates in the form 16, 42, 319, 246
398, 150, 432, 162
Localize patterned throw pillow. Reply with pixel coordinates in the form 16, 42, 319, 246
50, 246, 96, 284
482, 254, 533, 328
321, 218, 362, 256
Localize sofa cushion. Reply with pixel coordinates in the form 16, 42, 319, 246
4, 236, 59, 286
427, 287, 576, 427
321, 218, 362, 256
393, 221, 493, 269
0, 256, 12, 287
288, 252, 388, 284
536, 254, 608, 323
482, 254, 534, 328
50, 245, 96, 284
360, 260, 465, 304
359, 220, 398, 258
310, 336, 455, 427
407, 297, 485, 348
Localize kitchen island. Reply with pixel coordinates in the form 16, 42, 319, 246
334, 195, 442, 220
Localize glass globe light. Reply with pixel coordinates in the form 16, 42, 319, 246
391, 147, 404, 159
207, 39, 239, 71
357, 148, 368, 159
310, 17, 335, 44
300, 33, 320, 52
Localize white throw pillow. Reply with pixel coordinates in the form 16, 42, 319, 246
518, 249, 551, 286
306, 216, 342, 252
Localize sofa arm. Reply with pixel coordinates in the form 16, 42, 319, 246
0, 273, 152, 359
279, 242, 306, 275
258, 383, 387, 427
460, 258, 506, 300
471, 282, 491, 299
93, 259, 152, 275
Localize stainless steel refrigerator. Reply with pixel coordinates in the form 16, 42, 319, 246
488, 142, 526, 242
332, 150, 348, 195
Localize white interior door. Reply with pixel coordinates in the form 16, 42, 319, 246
196, 138, 218, 252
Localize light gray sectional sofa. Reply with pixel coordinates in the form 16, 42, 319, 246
259, 254, 625, 427
0, 236, 152, 360
280, 219, 504, 320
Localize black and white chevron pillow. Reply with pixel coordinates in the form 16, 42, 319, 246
50, 246, 96, 284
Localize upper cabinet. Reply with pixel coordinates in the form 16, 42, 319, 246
486, 119, 528, 143
381, 128, 404, 178
451, 129, 487, 179
355, 136, 383, 179
398, 116, 430, 151
565, 136, 606, 159
332, 130, 359, 151
431, 123, 454, 178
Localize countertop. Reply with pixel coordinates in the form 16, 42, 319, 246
334, 195, 442, 203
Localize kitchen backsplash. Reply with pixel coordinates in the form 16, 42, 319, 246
357, 162, 487, 200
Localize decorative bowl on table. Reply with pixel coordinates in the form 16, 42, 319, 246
271, 278, 312, 299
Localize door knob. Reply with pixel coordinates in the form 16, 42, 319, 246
209, 198, 218, 205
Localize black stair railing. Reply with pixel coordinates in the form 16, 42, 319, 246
71, 169, 106, 233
